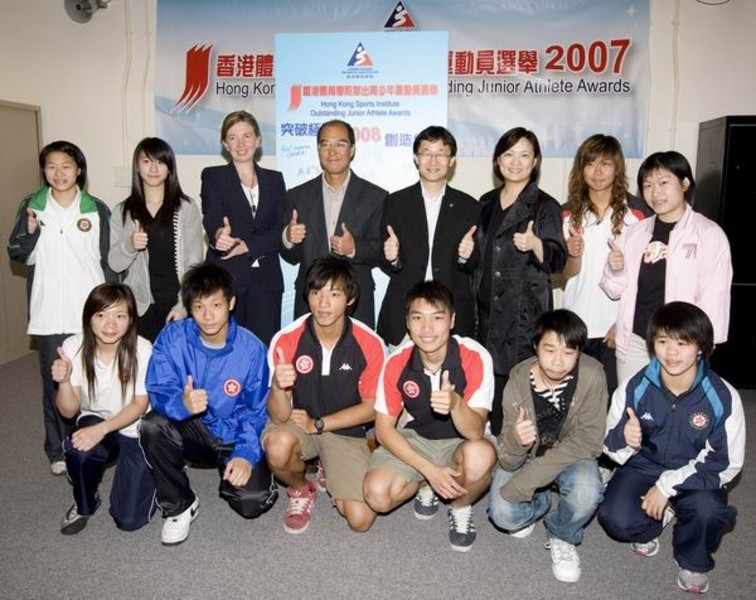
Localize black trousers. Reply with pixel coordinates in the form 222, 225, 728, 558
64, 415, 156, 530
140, 412, 277, 518
36, 334, 74, 462
583, 337, 618, 398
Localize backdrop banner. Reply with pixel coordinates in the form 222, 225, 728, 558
155, 0, 649, 158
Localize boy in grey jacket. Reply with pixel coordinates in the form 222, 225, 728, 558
488, 309, 607, 583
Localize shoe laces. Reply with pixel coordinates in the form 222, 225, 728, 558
287, 487, 314, 515
548, 539, 579, 564
449, 506, 474, 533
416, 486, 437, 508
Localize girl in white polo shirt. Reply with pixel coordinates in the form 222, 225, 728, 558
51, 283, 155, 534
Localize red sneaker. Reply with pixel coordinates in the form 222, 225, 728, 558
283, 482, 317, 534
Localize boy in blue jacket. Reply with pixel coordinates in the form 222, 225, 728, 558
141, 263, 276, 545
599, 302, 745, 594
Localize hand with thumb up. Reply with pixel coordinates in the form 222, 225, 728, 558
607, 237, 624, 272
286, 209, 307, 245
131, 219, 149, 251
513, 406, 536, 447
272, 346, 297, 391
512, 221, 540, 252
51, 346, 73, 383
457, 225, 477, 261
624, 407, 642, 449
384, 224, 399, 263
182, 375, 208, 415
430, 370, 457, 415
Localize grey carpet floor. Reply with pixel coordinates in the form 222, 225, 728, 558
0, 353, 754, 600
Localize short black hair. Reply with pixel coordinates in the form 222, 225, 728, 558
181, 263, 235, 312
304, 256, 360, 303
412, 126, 457, 157
39, 140, 88, 189
532, 310, 588, 351
492, 127, 541, 183
637, 151, 696, 202
646, 301, 714, 359
404, 280, 455, 317
317, 120, 356, 146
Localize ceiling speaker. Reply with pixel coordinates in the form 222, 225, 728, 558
64, 0, 110, 24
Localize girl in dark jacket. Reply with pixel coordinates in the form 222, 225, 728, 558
474, 128, 567, 435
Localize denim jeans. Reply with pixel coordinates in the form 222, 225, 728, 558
488, 459, 604, 545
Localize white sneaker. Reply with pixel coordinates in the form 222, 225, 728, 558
547, 538, 581, 583
51, 461, 67, 476
509, 523, 535, 538
161, 496, 199, 545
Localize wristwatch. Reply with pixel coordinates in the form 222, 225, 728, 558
314, 418, 325, 435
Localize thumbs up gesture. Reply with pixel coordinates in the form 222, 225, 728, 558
272, 346, 297, 391
607, 237, 624, 271
330, 221, 355, 256
513, 406, 536, 447
624, 407, 642, 449
182, 375, 208, 415
430, 370, 458, 415
384, 224, 400, 263
566, 224, 584, 258
214, 216, 237, 252
51, 347, 73, 383
130, 219, 149, 251
457, 225, 477, 260
513, 220, 538, 253
27, 208, 40, 235
286, 209, 307, 245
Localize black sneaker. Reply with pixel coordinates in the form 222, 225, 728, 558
448, 505, 476, 552
413, 485, 439, 520
60, 495, 100, 535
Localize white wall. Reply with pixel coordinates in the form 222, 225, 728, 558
1, 0, 754, 209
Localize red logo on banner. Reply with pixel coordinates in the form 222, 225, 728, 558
403, 381, 420, 399
224, 378, 241, 397
174, 44, 213, 112
384, 2, 416, 29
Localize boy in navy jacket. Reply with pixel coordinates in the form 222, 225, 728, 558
599, 302, 745, 594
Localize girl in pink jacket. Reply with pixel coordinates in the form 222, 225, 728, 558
600, 151, 732, 384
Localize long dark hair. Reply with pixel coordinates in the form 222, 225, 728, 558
80, 284, 139, 403
122, 137, 190, 228
567, 134, 630, 237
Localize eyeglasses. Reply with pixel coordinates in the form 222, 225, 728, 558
318, 140, 351, 151
416, 151, 451, 161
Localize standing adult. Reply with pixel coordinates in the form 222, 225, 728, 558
202, 110, 286, 346
474, 127, 567, 435
600, 151, 732, 384
109, 137, 204, 342
282, 119, 386, 327
561, 134, 650, 395
378, 126, 480, 346
7, 141, 114, 474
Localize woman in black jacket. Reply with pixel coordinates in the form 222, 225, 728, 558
474, 128, 567, 435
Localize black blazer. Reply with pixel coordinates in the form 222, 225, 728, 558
281, 171, 386, 327
377, 182, 481, 345
201, 162, 286, 294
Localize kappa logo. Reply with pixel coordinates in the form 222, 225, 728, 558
174, 43, 213, 113
384, 1, 416, 29
403, 380, 420, 399
347, 42, 374, 67
296, 355, 315, 374
224, 378, 241, 397
690, 412, 710, 430
338, 363, 353, 371
640, 412, 654, 422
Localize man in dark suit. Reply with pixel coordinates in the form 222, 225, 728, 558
282, 120, 386, 327
378, 126, 480, 346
